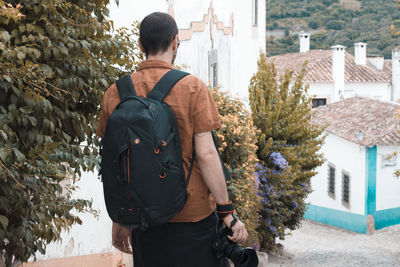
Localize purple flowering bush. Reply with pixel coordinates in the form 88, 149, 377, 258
255, 152, 311, 251
249, 54, 325, 252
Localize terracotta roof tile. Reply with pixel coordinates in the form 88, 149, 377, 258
269, 50, 390, 84
311, 97, 400, 146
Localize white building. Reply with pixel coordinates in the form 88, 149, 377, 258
21, 1, 266, 266
305, 97, 400, 233
269, 34, 399, 107
110, 0, 266, 99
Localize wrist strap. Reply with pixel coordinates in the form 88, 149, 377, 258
216, 202, 234, 220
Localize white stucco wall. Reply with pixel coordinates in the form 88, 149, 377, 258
227, 0, 266, 99
307, 82, 391, 104
307, 134, 366, 215
174, 10, 233, 89
308, 83, 334, 103
376, 145, 400, 211
344, 82, 391, 101
108, 0, 167, 29
34, 171, 115, 261
175, 0, 266, 99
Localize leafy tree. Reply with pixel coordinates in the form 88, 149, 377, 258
392, 0, 400, 36
284, 28, 290, 37
249, 53, 325, 252
211, 88, 260, 247
0, 0, 141, 265
324, 20, 343, 30
308, 20, 319, 29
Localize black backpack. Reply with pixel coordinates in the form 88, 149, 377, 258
99, 69, 194, 231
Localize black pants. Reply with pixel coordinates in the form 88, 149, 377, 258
132, 212, 229, 267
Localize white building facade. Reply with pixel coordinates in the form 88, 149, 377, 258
305, 97, 400, 233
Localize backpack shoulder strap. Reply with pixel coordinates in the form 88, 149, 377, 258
116, 74, 136, 102
185, 131, 230, 190
147, 69, 190, 101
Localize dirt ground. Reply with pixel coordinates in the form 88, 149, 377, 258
266, 219, 400, 267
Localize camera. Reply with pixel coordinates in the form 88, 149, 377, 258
213, 225, 259, 267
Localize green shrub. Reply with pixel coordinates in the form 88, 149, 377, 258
308, 20, 320, 29
324, 20, 343, 30
249, 53, 325, 252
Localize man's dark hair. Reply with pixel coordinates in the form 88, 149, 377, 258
139, 12, 179, 55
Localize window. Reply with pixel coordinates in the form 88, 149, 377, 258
208, 50, 218, 88
210, 63, 218, 88
342, 172, 350, 207
253, 0, 258, 26
328, 164, 335, 198
312, 98, 327, 108
382, 154, 397, 168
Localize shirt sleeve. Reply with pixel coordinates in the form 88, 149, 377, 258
96, 83, 120, 138
192, 84, 221, 134
96, 96, 107, 138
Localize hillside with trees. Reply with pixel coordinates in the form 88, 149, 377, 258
266, 0, 400, 58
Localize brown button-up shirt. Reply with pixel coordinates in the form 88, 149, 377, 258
96, 60, 221, 222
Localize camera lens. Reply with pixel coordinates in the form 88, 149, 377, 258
214, 226, 258, 267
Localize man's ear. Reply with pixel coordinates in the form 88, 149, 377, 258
138, 38, 146, 54
172, 35, 179, 51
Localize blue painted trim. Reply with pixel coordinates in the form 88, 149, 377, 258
365, 146, 377, 215
304, 204, 367, 233
374, 207, 400, 230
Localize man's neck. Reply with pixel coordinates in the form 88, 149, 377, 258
146, 54, 173, 65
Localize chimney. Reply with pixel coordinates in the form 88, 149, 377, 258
332, 45, 346, 102
354, 42, 367, 65
299, 32, 310, 53
392, 47, 400, 102
367, 54, 384, 71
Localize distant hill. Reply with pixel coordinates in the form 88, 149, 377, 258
265, 0, 400, 58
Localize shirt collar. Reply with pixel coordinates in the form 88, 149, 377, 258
137, 59, 176, 71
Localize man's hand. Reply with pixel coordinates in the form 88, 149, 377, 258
223, 214, 248, 243
112, 222, 133, 254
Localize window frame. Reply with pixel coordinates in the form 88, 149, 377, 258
253, 0, 258, 26
327, 163, 336, 199
382, 154, 397, 168
211, 63, 218, 88
342, 171, 351, 208
312, 98, 327, 108
208, 49, 218, 88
